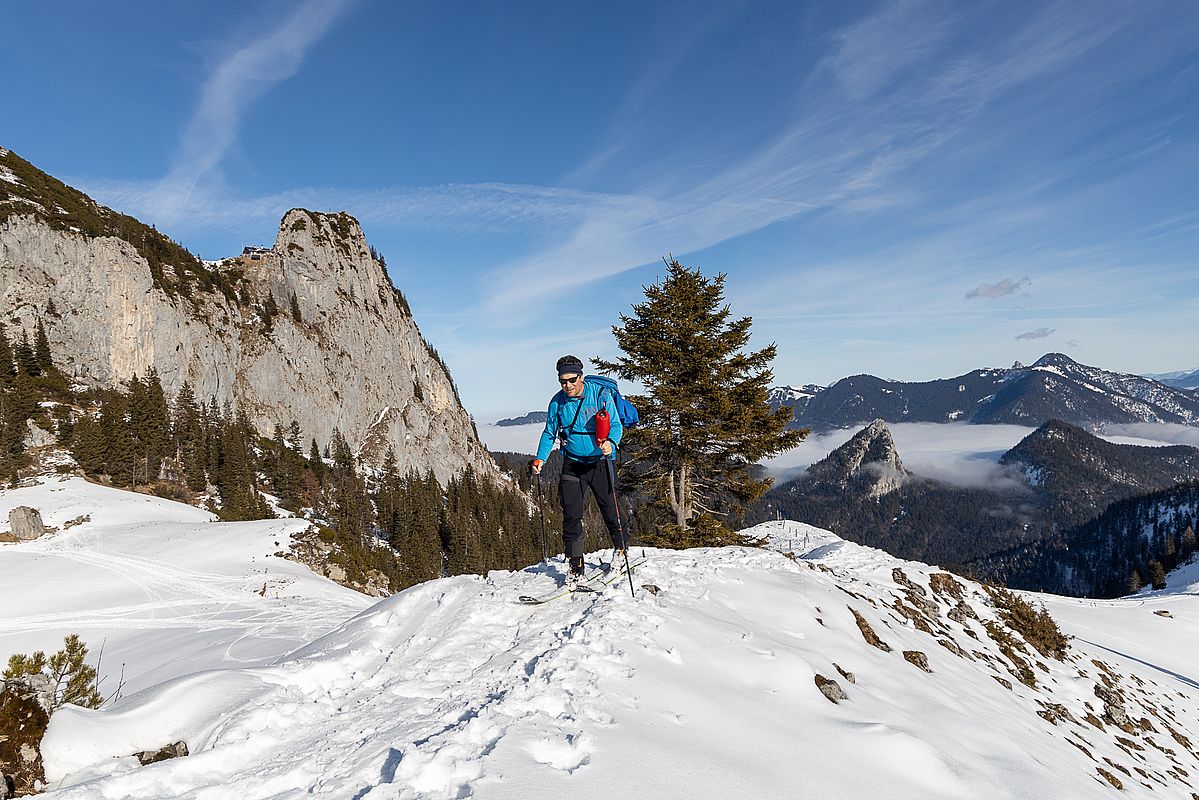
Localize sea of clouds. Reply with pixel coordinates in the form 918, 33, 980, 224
478, 420, 1199, 492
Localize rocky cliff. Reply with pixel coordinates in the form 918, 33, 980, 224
0, 147, 495, 484
805, 419, 909, 498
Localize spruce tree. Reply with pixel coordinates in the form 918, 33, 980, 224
1148, 560, 1167, 590
34, 319, 53, 375
0, 322, 14, 390
15, 328, 39, 378
143, 369, 171, 480
173, 382, 207, 491
375, 448, 403, 544
405, 470, 444, 583
594, 258, 805, 547
309, 438, 325, 486
1126, 569, 1144, 594
290, 293, 302, 324
287, 420, 303, 451
327, 430, 371, 543
98, 391, 136, 485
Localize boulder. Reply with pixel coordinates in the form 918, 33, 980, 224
135, 741, 189, 765
8, 507, 45, 541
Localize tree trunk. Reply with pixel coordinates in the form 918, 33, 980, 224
668, 463, 691, 529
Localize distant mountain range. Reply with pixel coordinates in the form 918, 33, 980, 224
496, 354, 1199, 434
1144, 368, 1199, 389
770, 353, 1199, 430
496, 411, 548, 427
751, 418, 1199, 595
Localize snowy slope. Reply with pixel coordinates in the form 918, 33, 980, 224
14, 500, 1194, 799
0, 477, 372, 696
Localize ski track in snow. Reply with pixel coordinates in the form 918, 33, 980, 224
5, 481, 1198, 799
43, 538, 1199, 800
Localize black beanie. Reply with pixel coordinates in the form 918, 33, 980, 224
556, 355, 584, 377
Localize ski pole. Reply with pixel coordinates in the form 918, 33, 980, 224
537, 469, 547, 563
605, 456, 635, 598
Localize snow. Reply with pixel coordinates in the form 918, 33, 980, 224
4, 483, 1198, 798
0, 477, 371, 696
0, 164, 20, 185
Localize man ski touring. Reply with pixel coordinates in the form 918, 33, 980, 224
531, 355, 627, 587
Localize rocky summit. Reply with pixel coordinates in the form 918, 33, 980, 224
805, 418, 909, 497
0, 148, 495, 484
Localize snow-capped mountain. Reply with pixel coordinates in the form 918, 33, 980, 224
771, 353, 1199, 430
4, 479, 1197, 799
766, 383, 824, 405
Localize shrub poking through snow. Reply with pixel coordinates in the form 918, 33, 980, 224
3, 634, 103, 711
0, 637, 103, 795
929, 572, 966, 600
983, 620, 1038, 688
984, 585, 1070, 660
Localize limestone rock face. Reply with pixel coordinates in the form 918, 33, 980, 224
7, 507, 45, 541
806, 419, 909, 497
0, 210, 496, 485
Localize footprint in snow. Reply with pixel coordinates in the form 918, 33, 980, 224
527, 732, 592, 773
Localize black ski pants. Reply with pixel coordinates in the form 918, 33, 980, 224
559, 457, 626, 558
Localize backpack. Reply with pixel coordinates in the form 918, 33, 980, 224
584, 375, 639, 428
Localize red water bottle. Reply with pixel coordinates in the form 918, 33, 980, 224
594, 408, 611, 443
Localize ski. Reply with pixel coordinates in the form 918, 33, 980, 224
518, 556, 645, 605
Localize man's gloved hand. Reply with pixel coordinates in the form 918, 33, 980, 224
529, 459, 544, 475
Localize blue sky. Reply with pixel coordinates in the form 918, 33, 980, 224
3, 0, 1198, 420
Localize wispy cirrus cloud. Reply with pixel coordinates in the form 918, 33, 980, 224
1015, 327, 1055, 340
145, 0, 357, 224
480, 1, 1158, 316
966, 277, 1031, 299
81, 178, 650, 242
824, 0, 961, 101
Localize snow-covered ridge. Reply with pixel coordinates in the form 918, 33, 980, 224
768, 383, 824, 404
2, 476, 1191, 799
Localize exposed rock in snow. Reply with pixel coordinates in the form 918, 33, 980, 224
7, 506, 46, 540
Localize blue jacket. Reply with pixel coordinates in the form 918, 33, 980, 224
536, 378, 623, 462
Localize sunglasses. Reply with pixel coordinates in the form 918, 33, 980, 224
558, 374, 582, 385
